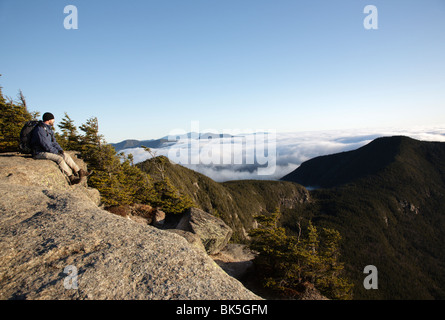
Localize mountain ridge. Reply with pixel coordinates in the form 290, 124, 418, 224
280, 135, 410, 188
139, 135, 445, 299
280, 135, 445, 299
136, 156, 309, 242
111, 138, 172, 152
111, 133, 237, 152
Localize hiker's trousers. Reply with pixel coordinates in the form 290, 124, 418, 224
33, 152, 80, 177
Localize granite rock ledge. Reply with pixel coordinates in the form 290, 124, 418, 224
0, 153, 260, 300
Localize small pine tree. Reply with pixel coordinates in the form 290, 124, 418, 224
315, 227, 354, 300
56, 112, 80, 151
74, 117, 159, 208
248, 208, 290, 291
249, 210, 353, 299
0, 84, 39, 152
151, 176, 195, 215
79, 117, 103, 150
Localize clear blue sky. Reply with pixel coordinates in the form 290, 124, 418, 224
1, 0, 444, 143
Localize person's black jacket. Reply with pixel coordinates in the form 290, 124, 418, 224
30, 122, 63, 155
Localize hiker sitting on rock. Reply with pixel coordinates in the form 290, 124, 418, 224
30, 112, 89, 185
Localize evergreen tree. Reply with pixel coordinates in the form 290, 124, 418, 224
56, 112, 80, 151
79, 117, 102, 150
75, 117, 160, 208
151, 176, 194, 215
315, 227, 354, 300
249, 210, 353, 299
0, 81, 39, 152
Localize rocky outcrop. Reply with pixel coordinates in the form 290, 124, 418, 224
105, 200, 234, 256
0, 153, 260, 300
176, 208, 233, 255
0, 152, 100, 206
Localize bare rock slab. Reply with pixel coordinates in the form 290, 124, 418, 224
0, 154, 260, 300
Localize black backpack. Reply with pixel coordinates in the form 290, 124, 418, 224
19, 120, 41, 154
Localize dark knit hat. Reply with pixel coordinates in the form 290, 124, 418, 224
42, 112, 55, 122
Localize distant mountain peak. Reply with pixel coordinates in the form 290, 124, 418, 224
280, 135, 442, 188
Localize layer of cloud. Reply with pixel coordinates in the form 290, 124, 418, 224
121, 127, 445, 182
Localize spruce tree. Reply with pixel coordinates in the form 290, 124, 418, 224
151, 176, 194, 215
249, 210, 353, 299
56, 112, 80, 151
76, 117, 159, 207
0, 82, 38, 152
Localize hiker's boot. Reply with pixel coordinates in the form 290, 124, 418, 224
69, 175, 81, 185
77, 169, 91, 179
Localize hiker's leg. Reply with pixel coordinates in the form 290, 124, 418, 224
34, 152, 73, 177
62, 152, 80, 173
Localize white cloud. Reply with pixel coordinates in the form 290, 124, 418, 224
121, 127, 445, 182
